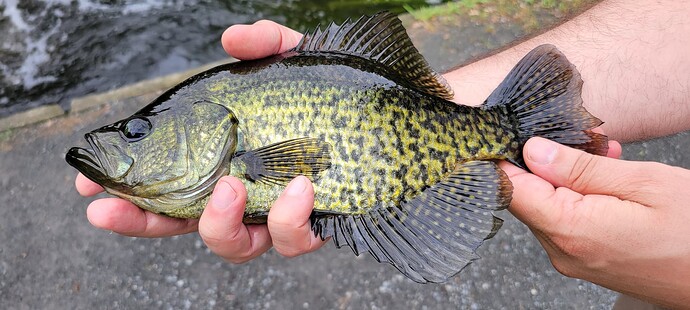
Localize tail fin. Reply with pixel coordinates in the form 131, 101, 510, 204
484, 44, 608, 168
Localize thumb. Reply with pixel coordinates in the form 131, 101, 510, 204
524, 137, 654, 202
221, 20, 302, 60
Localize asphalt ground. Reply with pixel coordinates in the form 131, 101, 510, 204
2, 8, 689, 310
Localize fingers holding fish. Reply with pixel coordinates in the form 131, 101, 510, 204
221, 20, 302, 60
500, 137, 621, 233
605, 139, 622, 159
523, 138, 670, 207
500, 139, 690, 305
498, 160, 562, 234
267, 176, 327, 258
590, 127, 622, 159
499, 148, 645, 269
199, 177, 273, 264
86, 198, 199, 237
75, 173, 104, 196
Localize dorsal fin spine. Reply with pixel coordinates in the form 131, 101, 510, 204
372, 33, 398, 60
291, 11, 454, 100
323, 22, 339, 48
379, 43, 405, 63
356, 25, 384, 54
328, 21, 347, 45
345, 20, 369, 51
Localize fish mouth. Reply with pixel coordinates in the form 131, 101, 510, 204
66, 147, 108, 183
65, 134, 109, 185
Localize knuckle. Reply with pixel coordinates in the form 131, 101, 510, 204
543, 236, 586, 278
200, 225, 243, 249
548, 216, 593, 261
267, 206, 303, 232
200, 232, 228, 250
201, 231, 255, 264
276, 244, 308, 258
253, 19, 278, 27
267, 214, 292, 230
568, 153, 598, 190
225, 255, 252, 264
268, 218, 313, 258
550, 237, 608, 278
628, 162, 665, 186
550, 256, 579, 278
554, 237, 588, 259
268, 217, 295, 233
613, 162, 666, 199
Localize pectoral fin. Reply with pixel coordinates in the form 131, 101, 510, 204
235, 137, 332, 185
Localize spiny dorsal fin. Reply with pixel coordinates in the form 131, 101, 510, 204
235, 137, 332, 186
292, 11, 454, 100
311, 160, 512, 283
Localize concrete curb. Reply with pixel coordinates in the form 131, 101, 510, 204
70, 58, 234, 113
0, 104, 65, 132
0, 58, 235, 133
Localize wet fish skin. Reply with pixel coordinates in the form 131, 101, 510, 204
189, 53, 519, 219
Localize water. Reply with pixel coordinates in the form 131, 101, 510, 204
0, 0, 448, 117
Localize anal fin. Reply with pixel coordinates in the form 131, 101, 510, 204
311, 160, 513, 283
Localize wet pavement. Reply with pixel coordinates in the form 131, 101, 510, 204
2, 6, 689, 310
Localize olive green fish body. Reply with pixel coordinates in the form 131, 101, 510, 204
178, 54, 518, 217
66, 12, 608, 283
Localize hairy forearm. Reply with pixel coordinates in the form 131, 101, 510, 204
443, 0, 690, 142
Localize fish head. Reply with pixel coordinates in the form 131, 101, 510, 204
66, 98, 238, 213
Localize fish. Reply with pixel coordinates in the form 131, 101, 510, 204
66, 12, 608, 283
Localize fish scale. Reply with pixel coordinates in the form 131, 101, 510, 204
197, 55, 515, 215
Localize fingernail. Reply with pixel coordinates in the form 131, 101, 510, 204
285, 176, 307, 196
527, 138, 558, 165
211, 181, 237, 210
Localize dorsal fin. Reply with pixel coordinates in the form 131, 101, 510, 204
292, 11, 454, 100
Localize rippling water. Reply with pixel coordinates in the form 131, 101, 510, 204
0, 0, 446, 117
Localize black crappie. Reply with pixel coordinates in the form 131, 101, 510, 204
66, 12, 608, 283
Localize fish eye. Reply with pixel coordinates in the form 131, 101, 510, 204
121, 117, 152, 141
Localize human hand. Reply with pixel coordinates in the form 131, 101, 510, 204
502, 137, 690, 309
75, 20, 326, 262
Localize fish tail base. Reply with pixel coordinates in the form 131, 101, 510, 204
484, 44, 609, 167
